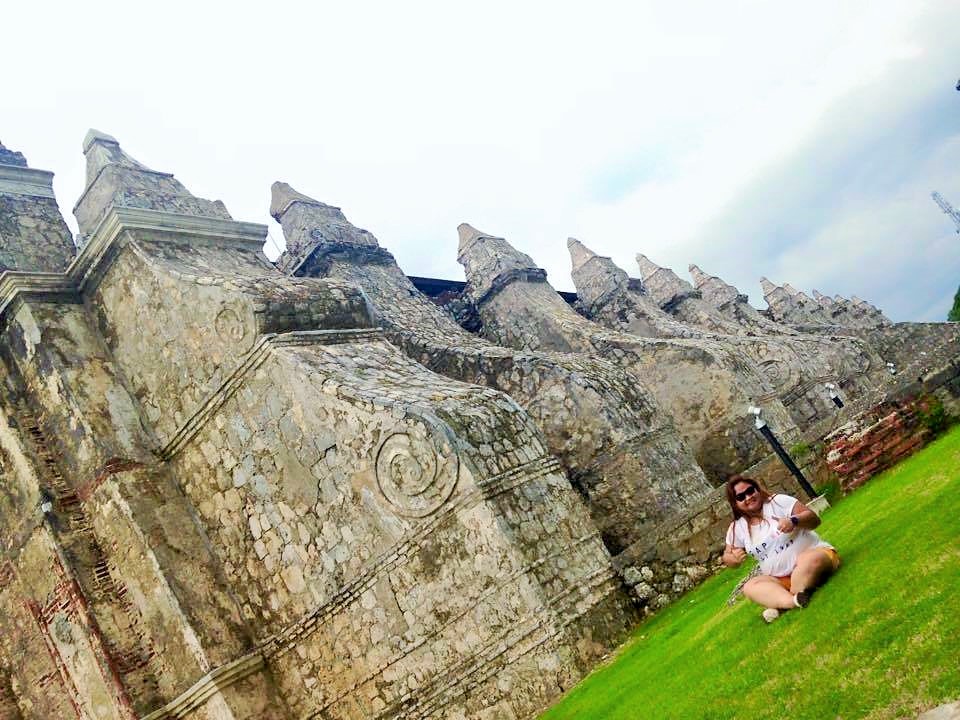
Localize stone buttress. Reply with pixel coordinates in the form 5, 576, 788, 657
456, 224, 799, 484
0, 139, 287, 719
60, 132, 634, 720
568, 241, 881, 436
271, 182, 711, 561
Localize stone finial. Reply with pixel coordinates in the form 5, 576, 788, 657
0, 140, 75, 272
635, 253, 661, 281
0, 140, 27, 168
457, 223, 537, 268
633, 253, 694, 306
782, 283, 801, 297
456, 224, 542, 303
688, 263, 745, 308
812, 289, 834, 307
74, 131, 232, 238
566, 237, 597, 273
760, 277, 777, 296
271, 181, 380, 274
567, 237, 631, 308
82, 128, 155, 185
688, 264, 710, 288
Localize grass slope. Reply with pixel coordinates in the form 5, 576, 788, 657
541, 425, 960, 720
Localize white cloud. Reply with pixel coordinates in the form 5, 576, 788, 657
1, 0, 956, 321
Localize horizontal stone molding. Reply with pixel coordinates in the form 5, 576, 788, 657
0, 271, 79, 322
473, 267, 548, 307
0, 165, 56, 198
0, 207, 269, 322
71, 207, 269, 293
138, 651, 265, 720
159, 328, 385, 459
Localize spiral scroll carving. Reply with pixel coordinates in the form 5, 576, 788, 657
375, 431, 459, 517
759, 357, 800, 395
214, 305, 248, 344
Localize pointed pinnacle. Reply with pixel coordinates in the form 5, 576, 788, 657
0, 139, 28, 168
688, 263, 710, 287
81, 128, 156, 187
760, 277, 777, 296
457, 222, 503, 255
567, 237, 599, 272
635, 253, 661, 280
812, 289, 833, 306
782, 283, 801, 296
270, 181, 341, 221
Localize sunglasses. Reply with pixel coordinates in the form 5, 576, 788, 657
735, 486, 757, 502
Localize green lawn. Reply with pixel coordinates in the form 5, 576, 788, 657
541, 424, 960, 720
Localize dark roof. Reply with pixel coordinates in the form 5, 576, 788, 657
408, 276, 578, 305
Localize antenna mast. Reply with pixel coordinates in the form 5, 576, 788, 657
932, 191, 960, 234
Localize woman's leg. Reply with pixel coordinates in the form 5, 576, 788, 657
790, 549, 836, 594
743, 575, 796, 610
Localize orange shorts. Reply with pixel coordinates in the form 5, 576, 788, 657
773, 547, 841, 590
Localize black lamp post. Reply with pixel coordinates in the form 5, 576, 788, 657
748, 406, 817, 499
825, 382, 844, 408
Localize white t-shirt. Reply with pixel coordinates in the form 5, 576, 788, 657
725, 494, 832, 578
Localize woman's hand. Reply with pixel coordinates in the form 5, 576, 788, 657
777, 516, 796, 533
723, 546, 747, 567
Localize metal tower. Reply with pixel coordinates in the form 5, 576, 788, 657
932, 191, 960, 233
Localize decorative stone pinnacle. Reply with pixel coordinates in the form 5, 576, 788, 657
635, 253, 662, 281
567, 237, 599, 273
270, 181, 332, 219
782, 283, 801, 297
0, 140, 28, 168
759, 277, 777, 296
74, 131, 231, 237
457, 223, 498, 255
82, 129, 119, 153
456, 224, 543, 302
688, 264, 710, 287
812, 289, 834, 306
272, 181, 381, 274
81, 128, 158, 186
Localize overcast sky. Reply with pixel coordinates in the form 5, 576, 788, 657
3, 1, 958, 321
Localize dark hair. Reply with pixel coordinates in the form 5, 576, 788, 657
725, 474, 773, 520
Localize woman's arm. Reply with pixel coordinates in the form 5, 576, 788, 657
776, 499, 821, 532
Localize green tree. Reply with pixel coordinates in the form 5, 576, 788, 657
950, 284, 960, 321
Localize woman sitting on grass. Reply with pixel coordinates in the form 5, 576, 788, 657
722, 474, 840, 623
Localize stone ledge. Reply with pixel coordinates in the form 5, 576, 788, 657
0, 270, 80, 323
0, 164, 56, 199
138, 651, 265, 720
72, 207, 269, 293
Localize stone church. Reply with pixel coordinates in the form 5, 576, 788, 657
0, 132, 956, 719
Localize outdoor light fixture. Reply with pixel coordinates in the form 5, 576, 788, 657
825, 382, 844, 409
39, 490, 53, 516
747, 405, 765, 429
747, 404, 817, 499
